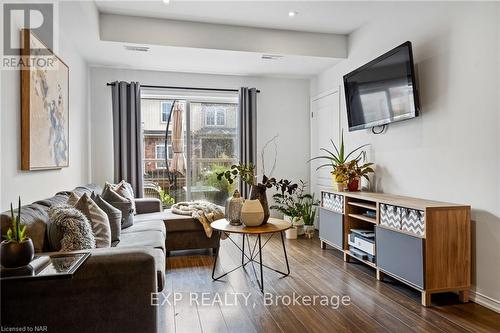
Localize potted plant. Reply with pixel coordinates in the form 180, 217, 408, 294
0, 198, 34, 268
301, 193, 320, 238
271, 180, 308, 237
310, 131, 370, 191
347, 160, 375, 191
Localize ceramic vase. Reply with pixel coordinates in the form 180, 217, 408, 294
0, 238, 34, 268
240, 199, 265, 227
249, 184, 270, 223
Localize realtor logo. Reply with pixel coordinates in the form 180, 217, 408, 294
3, 3, 53, 56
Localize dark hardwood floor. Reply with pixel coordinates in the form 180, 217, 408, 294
165, 233, 500, 333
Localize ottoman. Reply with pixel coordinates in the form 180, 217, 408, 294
133, 210, 220, 256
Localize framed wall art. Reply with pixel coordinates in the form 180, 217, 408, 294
21, 29, 69, 170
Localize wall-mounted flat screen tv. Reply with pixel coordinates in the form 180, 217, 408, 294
343, 41, 420, 131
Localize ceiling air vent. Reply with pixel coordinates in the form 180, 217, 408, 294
261, 54, 283, 60
124, 45, 150, 52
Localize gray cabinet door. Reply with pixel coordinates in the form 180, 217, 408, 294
319, 208, 343, 249
376, 226, 424, 289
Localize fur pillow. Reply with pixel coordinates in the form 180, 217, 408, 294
48, 205, 96, 252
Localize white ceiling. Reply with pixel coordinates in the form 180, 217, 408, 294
94, 0, 380, 34
61, 1, 390, 78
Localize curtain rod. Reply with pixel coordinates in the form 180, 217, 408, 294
106, 83, 260, 93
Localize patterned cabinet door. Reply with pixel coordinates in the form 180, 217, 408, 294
321, 192, 344, 214
380, 204, 402, 230
401, 209, 425, 237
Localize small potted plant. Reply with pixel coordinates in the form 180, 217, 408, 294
347, 160, 375, 191
301, 193, 320, 238
0, 198, 34, 268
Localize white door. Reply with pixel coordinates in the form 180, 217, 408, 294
310, 89, 341, 226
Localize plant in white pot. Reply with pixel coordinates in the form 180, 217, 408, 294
301, 193, 320, 239
271, 180, 311, 238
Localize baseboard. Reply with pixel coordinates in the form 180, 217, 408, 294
470, 290, 500, 313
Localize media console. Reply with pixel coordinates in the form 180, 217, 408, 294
319, 190, 471, 306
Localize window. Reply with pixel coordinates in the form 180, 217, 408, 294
142, 92, 238, 206
205, 107, 225, 126
161, 101, 172, 123
155, 143, 172, 169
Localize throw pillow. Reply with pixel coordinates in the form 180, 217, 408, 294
102, 184, 134, 229
91, 192, 121, 245
115, 182, 136, 214
105, 181, 136, 214
48, 205, 96, 252
67, 192, 80, 206
74, 193, 111, 248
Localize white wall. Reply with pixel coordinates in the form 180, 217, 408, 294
0, 12, 91, 211
311, 2, 500, 309
89, 67, 310, 190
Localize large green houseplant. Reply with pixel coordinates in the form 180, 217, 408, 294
0, 198, 34, 268
310, 132, 373, 191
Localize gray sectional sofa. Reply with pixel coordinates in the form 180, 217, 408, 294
0, 184, 170, 333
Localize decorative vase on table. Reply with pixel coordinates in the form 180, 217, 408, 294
240, 199, 265, 227
226, 190, 244, 226
249, 184, 270, 223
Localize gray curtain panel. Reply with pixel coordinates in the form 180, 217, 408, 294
239, 87, 258, 198
111, 81, 144, 198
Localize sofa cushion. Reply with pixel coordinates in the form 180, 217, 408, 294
116, 231, 165, 253
135, 210, 203, 233
121, 219, 166, 238
34, 193, 70, 208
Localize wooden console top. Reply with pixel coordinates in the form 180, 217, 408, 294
324, 190, 469, 211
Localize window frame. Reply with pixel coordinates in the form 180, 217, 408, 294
160, 101, 172, 123
155, 143, 172, 169
205, 107, 226, 127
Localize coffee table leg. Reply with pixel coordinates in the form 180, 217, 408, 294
258, 234, 264, 292
281, 231, 290, 275
242, 234, 245, 265
211, 232, 222, 280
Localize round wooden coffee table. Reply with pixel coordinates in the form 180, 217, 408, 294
210, 218, 292, 292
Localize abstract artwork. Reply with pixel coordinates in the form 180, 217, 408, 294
21, 29, 69, 170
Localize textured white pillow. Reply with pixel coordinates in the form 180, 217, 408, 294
74, 193, 111, 248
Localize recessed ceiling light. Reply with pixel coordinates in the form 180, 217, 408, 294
162, 0, 170, 4
288, 11, 298, 17
124, 45, 150, 52
262, 54, 284, 60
